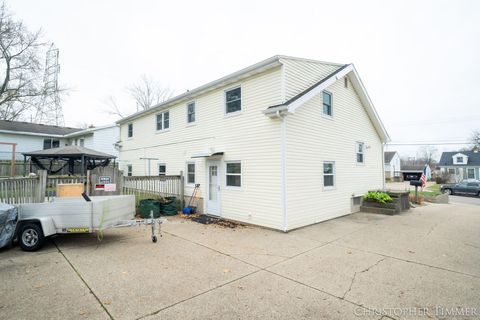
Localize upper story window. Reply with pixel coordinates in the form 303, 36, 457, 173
323, 162, 335, 188
187, 162, 195, 184
456, 156, 464, 163
356, 142, 365, 164
127, 123, 133, 138
158, 164, 166, 176
322, 91, 332, 116
225, 87, 241, 114
156, 111, 170, 131
226, 161, 242, 187
187, 102, 195, 123
79, 138, 84, 147
127, 164, 132, 176
43, 139, 60, 150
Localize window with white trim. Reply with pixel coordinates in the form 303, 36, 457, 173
323, 162, 335, 188
322, 91, 332, 116
187, 162, 195, 184
127, 123, 133, 138
158, 164, 166, 176
226, 161, 241, 187
187, 102, 195, 123
43, 139, 60, 150
156, 111, 170, 131
456, 156, 463, 163
225, 87, 241, 114
127, 164, 132, 176
356, 142, 365, 164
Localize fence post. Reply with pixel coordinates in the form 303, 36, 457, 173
37, 170, 47, 202
180, 170, 185, 208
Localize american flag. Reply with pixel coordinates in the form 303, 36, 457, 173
420, 165, 427, 190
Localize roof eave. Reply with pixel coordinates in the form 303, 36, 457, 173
117, 56, 283, 125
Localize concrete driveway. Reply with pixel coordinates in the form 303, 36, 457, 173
1, 202, 479, 320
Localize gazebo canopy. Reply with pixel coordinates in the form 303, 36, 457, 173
23, 146, 116, 175
23, 145, 115, 159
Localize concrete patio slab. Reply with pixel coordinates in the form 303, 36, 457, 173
54, 231, 258, 320
162, 217, 322, 268
345, 257, 480, 319
0, 250, 108, 320
267, 244, 385, 298
145, 270, 381, 320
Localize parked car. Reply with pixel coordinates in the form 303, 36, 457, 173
441, 180, 480, 196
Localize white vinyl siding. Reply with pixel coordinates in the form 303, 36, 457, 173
285, 74, 384, 230
280, 57, 343, 101
119, 67, 283, 229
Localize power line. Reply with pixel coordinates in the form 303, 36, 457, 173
387, 141, 470, 146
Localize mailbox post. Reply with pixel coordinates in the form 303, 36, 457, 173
410, 180, 423, 204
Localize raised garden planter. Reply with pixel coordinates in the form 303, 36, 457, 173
360, 191, 410, 215
424, 193, 449, 204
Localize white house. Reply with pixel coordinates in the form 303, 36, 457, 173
117, 55, 390, 231
64, 124, 120, 157
438, 151, 480, 181
0, 120, 119, 161
384, 151, 401, 179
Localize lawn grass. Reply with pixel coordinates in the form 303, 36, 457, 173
409, 190, 441, 197
426, 184, 441, 192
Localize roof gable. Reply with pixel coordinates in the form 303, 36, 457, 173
439, 151, 480, 166
384, 151, 398, 163
263, 64, 390, 142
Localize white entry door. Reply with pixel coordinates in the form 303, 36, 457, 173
206, 161, 221, 216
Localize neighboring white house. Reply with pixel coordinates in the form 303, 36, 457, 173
116, 55, 390, 231
0, 120, 119, 161
384, 151, 401, 179
64, 124, 120, 157
438, 151, 480, 182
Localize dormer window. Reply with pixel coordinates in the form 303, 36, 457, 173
456, 157, 463, 163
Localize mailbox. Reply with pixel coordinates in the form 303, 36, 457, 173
410, 180, 423, 187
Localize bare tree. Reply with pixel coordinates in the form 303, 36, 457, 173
0, 1, 48, 120
103, 95, 126, 119
416, 145, 438, 166
103, 75, 174, 119
127, 74, 174, 111
469, 130, 480, 150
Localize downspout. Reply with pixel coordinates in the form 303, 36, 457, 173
280, 112, 288, 232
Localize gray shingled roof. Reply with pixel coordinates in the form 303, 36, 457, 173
384, 151, 397, 163
438, 151, 480, 166
0, 120, 82, 135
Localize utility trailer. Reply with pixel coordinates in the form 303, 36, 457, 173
15, 195, 164, 251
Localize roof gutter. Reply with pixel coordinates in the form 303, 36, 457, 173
117, 56, 283, 125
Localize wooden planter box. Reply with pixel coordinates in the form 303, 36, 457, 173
360, 191, 410, 215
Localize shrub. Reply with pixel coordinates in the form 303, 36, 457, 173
363, 191, 393, 204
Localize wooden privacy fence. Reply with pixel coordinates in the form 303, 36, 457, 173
0, 176, 43, 204
123, 175, 184, 206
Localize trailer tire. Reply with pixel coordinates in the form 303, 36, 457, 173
18, 223, 45, 252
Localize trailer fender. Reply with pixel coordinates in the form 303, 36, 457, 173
35, 217, 56, 237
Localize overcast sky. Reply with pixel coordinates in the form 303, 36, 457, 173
9, 0, 480, 158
